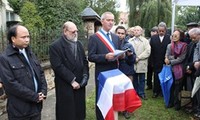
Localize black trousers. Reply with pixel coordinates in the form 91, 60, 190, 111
95, 79, 104, 120
8, 113, 41, 120
168, 78, 182, 109
147, 65, 153, 88
153, 71, 161, 94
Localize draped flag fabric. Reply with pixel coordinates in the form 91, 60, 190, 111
191, 77, 200, 98
97, 69, 142, 120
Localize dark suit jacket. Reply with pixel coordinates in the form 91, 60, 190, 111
150, 34, 171, 72
88, 32, 120, 80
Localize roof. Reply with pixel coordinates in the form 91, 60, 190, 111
2, 0, 13, 11
81, 7, 100, 20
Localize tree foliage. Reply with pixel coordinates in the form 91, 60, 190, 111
8, 0, 87, 30
140, 0, 171, 29
7, 0, 24, 14
85, 0, 119, 23
176, 6, 200, 30
8, 0, 119, 30
128, 0, 171, 33
32, 0, 85, 30
128, 0, 147, 27
19, 1, 44, 31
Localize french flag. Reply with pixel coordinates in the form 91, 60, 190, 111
97, 69, 142, 120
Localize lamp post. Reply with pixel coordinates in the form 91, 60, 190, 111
157, 0, 160, 24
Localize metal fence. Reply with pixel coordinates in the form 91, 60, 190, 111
0, 27, 88, 62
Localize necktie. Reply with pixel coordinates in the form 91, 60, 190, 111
21, 50, 38, 92
107, 33, 112, 41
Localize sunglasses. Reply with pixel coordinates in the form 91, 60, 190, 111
172, 35, 179, 38
68, 30, 78, 34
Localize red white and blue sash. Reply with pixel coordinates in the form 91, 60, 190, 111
96, 30, 115, 52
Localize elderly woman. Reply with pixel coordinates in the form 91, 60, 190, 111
129, 26, 151, 100
165, 29, 187, 110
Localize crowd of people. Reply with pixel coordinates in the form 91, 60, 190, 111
0, 11, 200, 120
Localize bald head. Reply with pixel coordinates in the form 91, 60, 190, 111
188, 28, 200, 42
63, 21, 77, 31
63, 21, 78, 41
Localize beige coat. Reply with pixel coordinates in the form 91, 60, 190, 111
129, 36, 151, 73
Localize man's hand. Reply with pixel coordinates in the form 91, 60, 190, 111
105, 52, 115, 60
126, 51, 133, 56
186, 69, 192, 74
194, 61, 200, 70
80, 74, 88, 88
37, 92, 46, 103
0, 83, 3, 88
136, 57, 139, 63
118, 53, 125, 59
71, 81, 80, 90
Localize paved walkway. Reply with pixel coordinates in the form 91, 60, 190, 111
0, 64, 95, 120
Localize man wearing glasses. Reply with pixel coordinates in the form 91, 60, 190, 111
49, 21, 89, 120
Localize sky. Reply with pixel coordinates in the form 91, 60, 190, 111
116, 0, 128, 12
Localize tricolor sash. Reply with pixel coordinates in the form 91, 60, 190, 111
96, 31, 115, 52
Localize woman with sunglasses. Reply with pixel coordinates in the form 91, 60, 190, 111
165, 29, 187, 110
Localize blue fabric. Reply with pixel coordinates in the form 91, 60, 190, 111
158, 65, 173, 106
97, 69, 122, 101
119, 39, 136, 75
133, 73, 145, 96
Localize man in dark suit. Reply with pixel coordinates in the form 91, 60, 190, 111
146, 26, 158, 90
49, 21, 89, 120
150, 22, 171, 98
88, 12, 120, 120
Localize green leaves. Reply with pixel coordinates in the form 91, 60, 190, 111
19, 1, 44, 31
128, 0, 172, 35
7, 0, 24, 14
176, 6, 200, 30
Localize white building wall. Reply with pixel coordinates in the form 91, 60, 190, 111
0, 0, 7, 31
0, 0, 21, 31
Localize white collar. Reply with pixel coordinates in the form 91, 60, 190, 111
101, 28, 110, 35
19, 48, 26, 54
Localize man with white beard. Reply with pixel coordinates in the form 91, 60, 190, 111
49, 21, 89, 120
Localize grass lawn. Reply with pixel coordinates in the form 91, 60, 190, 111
86, 89, 194, 120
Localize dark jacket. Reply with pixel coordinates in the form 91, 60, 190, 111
150, 34, 171, 72
0, 44, 47, 118
184, 41, 197, 73
49, 36, 89, 120
88, 32, 120, 80
119, 39, 136, 75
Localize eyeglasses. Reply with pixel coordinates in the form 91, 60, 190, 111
117, 32, 125, 35
68, 30, 78, 34
172, 35, 179, 38
158, 30, 165, 33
